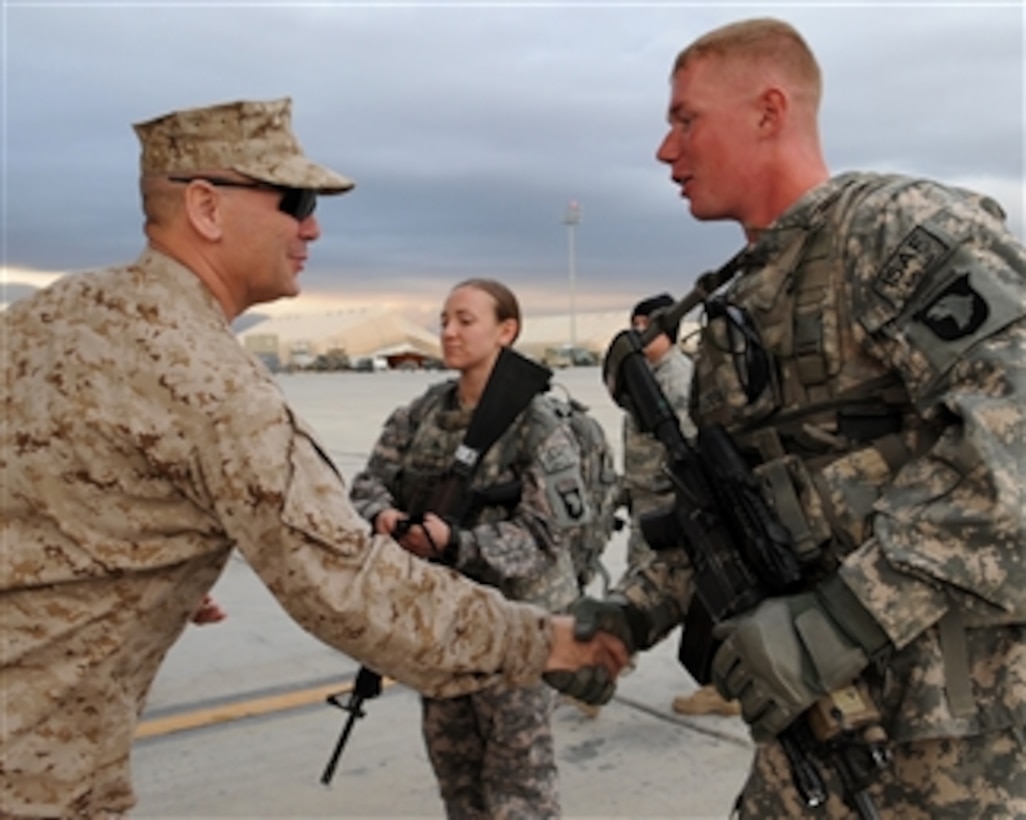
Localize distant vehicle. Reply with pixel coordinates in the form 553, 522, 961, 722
543, 345, 598, 368
351, 356, 389, 372
309, 349, 350, 372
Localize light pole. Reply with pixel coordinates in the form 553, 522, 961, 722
563, 200, 581, 349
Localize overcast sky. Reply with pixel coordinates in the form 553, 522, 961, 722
4, 1, 1023, 327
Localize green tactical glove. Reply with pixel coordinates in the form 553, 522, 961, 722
569, 594, 648, 653
711, 575, 891, 743
541, 595, 647, 706
543, 665, 616, 706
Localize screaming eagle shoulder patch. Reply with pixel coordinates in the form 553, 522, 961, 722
913, 273, 989, 341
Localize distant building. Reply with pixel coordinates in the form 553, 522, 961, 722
236, 306, 698, 368
515, 310, 626, 362
242, 333, 279, 356
236, 308, 441, 367
515, 311, 700, 363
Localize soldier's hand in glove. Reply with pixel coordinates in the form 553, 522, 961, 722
711, 575, 891, 742
542, 595, 653, 705
543, 664, 617, 705
542, 614, 630, 705
568, 593, 651, 652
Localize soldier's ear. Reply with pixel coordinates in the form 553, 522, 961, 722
756, 87, 787, 137
497, 318, 519, 347
182, 181, 225, 241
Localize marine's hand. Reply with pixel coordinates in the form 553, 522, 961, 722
711, 576, 890, 741
542, 615, 630, 705
190, 594, 227, 625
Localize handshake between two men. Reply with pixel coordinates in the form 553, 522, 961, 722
543, 610, 632, 704
543, 594, 647, 706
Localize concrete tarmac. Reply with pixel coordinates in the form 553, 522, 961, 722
130, 368, 755, 818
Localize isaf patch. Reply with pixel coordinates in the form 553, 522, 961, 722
874, 226, 950, 309
914, 273, 989, 341
538, 443, 575, 473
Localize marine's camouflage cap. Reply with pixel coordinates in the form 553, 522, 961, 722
133, 97, 354, 194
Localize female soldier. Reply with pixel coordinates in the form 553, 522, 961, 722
349, 278, 588, 820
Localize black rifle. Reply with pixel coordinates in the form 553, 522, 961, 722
320, 665, 383, 785
602, 328, 890, 820
320, 347, 553, 786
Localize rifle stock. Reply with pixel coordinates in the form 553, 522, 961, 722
604, 328, 889, 818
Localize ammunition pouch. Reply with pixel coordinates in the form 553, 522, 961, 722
747, 441, 902, 570
754, 455, 833, 566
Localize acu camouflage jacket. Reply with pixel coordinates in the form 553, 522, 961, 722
618, 172, 1026, 744
349, 380, 585, 612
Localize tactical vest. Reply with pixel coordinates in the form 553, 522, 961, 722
684, 175, 1026, 737
395, 382, 534, 525
690, 191, 943, 569
393, 381, 579, 610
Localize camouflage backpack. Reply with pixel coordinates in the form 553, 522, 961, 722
547, 388, 624, 593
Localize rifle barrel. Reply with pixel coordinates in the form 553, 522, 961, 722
320, 697, 363, 786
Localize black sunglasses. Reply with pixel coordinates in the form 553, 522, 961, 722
168, 176, 317, 221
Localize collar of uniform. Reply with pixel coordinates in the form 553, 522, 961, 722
651, 345, 678, 372
746, 173, 856, 266
436, 382, 475, 431
134, 245, 232, 331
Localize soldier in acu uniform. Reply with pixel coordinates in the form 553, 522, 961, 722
0, 99, 628, 819
350, 278, 587, 820
568, 18, 1026, 818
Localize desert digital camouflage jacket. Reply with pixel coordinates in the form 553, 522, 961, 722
618, 172, 1026, 743
349, 380, 584, 611
0, 248, 552, 817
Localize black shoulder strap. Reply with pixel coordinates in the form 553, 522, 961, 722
638, 247, 749, 348
452, 347, 553, 481
425, 347, 552, 528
